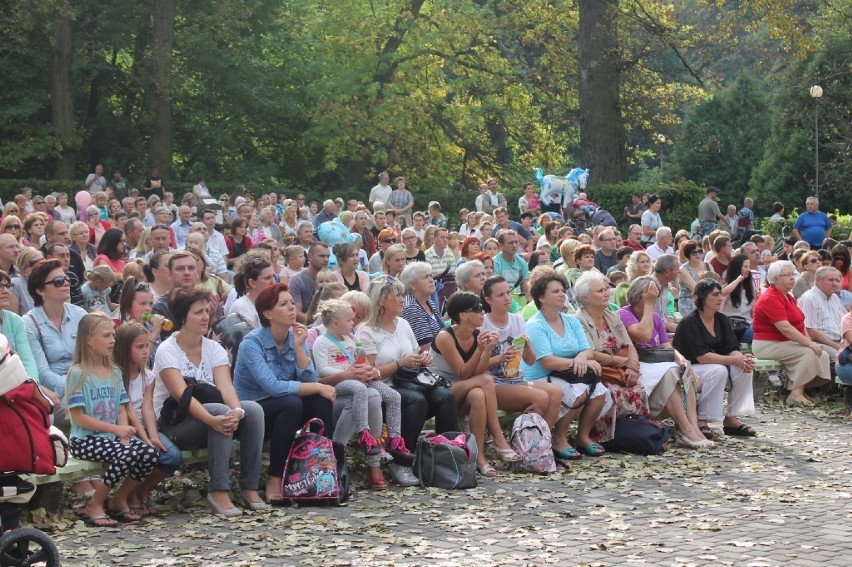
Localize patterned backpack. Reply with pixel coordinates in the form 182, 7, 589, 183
279, 418, 350, 506
509, 412, 556, 473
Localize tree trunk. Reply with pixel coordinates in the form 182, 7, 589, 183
149, 0, 175, 179
578, 0, 627, 184
50, 12, 76, 179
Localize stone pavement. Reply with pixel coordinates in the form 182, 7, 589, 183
52, 402, 852, 566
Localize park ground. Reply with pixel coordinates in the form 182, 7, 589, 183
44, 397, 852, 567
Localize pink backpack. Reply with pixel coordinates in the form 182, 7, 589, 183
509, 412, 556, 473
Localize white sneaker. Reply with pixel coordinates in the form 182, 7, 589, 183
388, 463, 419, 487
767, 372, 782, 387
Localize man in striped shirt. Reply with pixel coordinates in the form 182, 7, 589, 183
798, 267, 845, 359
425, 228, 455, 278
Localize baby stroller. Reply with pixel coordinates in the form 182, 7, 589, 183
0, 335, 66, 567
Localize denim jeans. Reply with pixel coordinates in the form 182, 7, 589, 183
156, 431, 184, 475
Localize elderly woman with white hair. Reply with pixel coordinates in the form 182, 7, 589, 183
573, 272, 648, 444
455, 259, 487, 296
752, 260, 831, 407
400, 261, 444, 350
618, 276, 715, 449
85, 205, 110, 247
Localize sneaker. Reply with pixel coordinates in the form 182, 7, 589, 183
386, 436, 414, 463
357, 430, 382, 456
767, 372, 782, 387
388, 463, 419, 487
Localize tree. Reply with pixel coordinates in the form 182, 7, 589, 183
149, 0, 175, 179
50, 3, 76, 179
672, 73, 770, 199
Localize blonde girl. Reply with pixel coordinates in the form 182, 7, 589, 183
114, 323, 183, 517
312, 299, 412, 489
81, 265, 118, 315
66, 313, 159, 526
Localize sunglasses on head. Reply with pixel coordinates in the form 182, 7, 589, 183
47, 275, 69, 288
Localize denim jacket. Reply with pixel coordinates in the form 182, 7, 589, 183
233, 327, 317, 400
24, 304, 87, 395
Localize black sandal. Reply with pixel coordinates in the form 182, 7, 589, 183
698, 425, 715, 440
723, 423, 757, 437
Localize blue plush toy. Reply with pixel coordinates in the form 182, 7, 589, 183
317, 216, 359, 269
535, 167, 589, 212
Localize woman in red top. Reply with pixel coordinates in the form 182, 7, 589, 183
226, 218, 253, 268
752, 260, 831, 407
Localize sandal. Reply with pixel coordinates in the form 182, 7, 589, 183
576, 443, 606, 457
553, 447, 583, 461
368, 469, 388, 491
698, 425, 715, 440
676, 434, 716, 450
723, 423, 757, 437
107, 508, 142, 523
493, 446, 523, 463
83, 514, 119, 528
477, 463, 497, 477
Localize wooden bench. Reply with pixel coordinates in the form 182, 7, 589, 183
24, 448, 213, 486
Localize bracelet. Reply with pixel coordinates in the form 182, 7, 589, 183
233, 407, 246, 420
395, 360, 402, 371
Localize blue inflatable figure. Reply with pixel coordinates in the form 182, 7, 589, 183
317, 217, 359, 269
535, 167, 589, 215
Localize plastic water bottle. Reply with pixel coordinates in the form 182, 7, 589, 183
142, 312, 174, 331
354, 342, 367, 365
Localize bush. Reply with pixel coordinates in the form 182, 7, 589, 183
759, 208, 852, 243
586, 180, 705, 234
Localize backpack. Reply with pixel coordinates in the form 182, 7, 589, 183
601, 414, 670, 455
279, 418, 350, 506
509, 412, 556, 473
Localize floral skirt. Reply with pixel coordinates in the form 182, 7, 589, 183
590, 381, 651, 444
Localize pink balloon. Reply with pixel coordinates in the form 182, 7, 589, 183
75, 191, 92, 208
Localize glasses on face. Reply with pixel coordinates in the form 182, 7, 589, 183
48, 275, 70, 287
691, 250, 704, 256
807, 258, 820, 264
382, 238, 397, 244
0, 283, 12, 290
6, 225, 20, 230
462, 304, 484, 314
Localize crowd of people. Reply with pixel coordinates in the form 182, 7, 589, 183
1, 168, 847, 527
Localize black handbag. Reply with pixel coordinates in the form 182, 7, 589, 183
728, 316, 750, 341
159, 378, 224, 426
637, 347, 676, 363
392, 366, 450, 393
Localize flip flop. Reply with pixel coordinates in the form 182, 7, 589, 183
699, 425, 715, 440
83, 515, 119, 528
723, 423, 757, 437
477, 463, 497, 477
553, 447, 583, 461
107, 508, 142, 523
577, 443, 606, 457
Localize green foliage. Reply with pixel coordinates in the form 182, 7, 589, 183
751, 38, 852, 213
587, 180, 705, 233
671, 73, 770, 205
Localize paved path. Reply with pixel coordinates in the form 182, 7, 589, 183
51, 403, 852, 566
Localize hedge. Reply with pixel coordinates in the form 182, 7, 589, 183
586, 180, 705, 234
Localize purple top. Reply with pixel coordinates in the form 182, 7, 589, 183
617, 306, 669, 350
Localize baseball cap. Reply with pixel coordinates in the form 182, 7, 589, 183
707, 186, 719, 194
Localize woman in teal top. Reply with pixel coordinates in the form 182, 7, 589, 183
0, 269, 38, 379
521, 268, 611, 462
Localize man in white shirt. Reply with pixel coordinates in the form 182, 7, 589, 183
368, 172, 393, 209
201, 209, 229, 260
646, 226, 674, 262
85, 164, 107, 194
798, 267, 845, 359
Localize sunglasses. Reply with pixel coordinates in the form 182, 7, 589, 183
691, 250, 704, 256
47, 275, 70, 287
382, 238, 397, 244
807, 258, 820, 264
462, 304, 484, 314
6, 225, 21, 230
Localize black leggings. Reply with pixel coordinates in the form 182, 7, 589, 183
257, 394, 334, 478
395, 385, 459, 456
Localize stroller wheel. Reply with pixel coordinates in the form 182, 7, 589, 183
0, 527, 60, 567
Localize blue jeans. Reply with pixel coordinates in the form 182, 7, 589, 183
699, 221, 715, 237
836, 363, 852, 385
156, 431, 184, 475
741, 324, 754, 344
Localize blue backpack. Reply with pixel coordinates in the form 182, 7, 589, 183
601, 414, 669, 455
